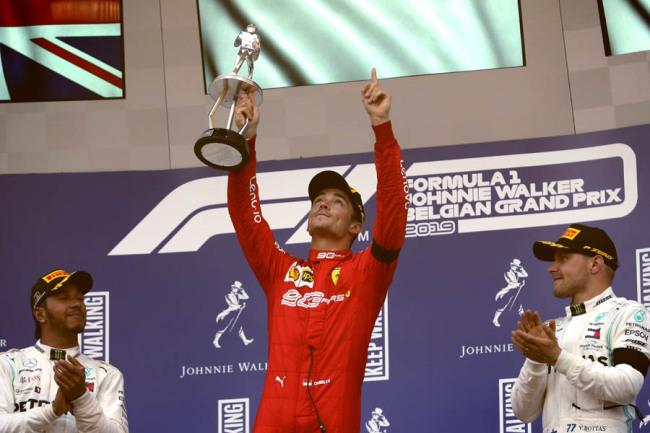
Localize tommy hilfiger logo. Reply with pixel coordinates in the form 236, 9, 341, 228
586, 328, 601, 339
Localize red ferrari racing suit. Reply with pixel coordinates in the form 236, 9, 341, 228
228, 121, 408, 433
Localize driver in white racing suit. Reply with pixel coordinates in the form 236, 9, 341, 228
0, 269, 128, 432
511, 224, 650, 433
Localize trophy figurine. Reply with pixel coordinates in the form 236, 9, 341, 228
194, 24, 263, 170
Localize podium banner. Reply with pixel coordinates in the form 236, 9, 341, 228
2, 124, 650, 432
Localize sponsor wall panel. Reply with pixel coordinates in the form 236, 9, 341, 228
1, 124, 650, 431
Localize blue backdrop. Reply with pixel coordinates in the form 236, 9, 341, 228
1, 124, 650, 432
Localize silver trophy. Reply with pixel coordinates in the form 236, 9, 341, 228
194, 24, 263, 170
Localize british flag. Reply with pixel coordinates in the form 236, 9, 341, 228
0, 0, 124, 102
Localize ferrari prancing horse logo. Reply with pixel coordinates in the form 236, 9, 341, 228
331, 268, 340, 285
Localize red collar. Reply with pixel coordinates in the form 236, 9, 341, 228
308, 249, 352, 261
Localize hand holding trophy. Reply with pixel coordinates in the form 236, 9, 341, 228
194, 24, 263, 170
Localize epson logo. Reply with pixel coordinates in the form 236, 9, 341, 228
79, 292, 109, 362
636, 248, 650, 309
218, 398, 249, 433
364, 298, 389, 382
499, 378, 530, 433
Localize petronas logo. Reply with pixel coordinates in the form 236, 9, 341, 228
634, 309, 646, 323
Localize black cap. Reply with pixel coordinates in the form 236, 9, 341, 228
31, 269, 93, 309
533, 224, 618, 270
308, 170, 365, 224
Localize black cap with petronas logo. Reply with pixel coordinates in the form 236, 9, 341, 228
532, 224, 619, 270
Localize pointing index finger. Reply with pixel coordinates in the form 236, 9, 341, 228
371, 68, 378, 84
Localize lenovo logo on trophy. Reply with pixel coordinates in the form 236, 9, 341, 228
194, 24, 263, 170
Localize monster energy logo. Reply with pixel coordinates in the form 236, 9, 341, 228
50, 349, 66, 361
570, 303, 586, 316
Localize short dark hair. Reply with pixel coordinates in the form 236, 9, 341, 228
33, 296, 48, 339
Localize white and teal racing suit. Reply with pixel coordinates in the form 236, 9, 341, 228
0, 341, 128, 432
512, 287, 650, 433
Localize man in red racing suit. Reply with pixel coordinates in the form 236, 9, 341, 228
227, 69, 409, 433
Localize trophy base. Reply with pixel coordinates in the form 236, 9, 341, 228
194, 128, 250, 171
